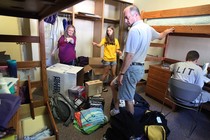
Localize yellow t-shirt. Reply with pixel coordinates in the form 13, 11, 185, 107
99, 38, 120, 62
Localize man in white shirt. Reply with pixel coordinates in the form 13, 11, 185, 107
110, 5, 174, 116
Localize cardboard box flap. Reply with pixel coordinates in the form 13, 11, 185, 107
89, 57, 103, 68
47, 63, 83, 74
83, 65, 92, 73
93, 68, 104, 75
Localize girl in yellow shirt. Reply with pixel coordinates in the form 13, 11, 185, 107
92, 25, 122, 92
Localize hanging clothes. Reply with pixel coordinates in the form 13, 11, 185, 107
44, 13, 58, 25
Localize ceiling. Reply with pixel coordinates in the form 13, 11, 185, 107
0, 0, 83, 20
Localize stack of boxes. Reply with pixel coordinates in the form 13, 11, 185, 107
47, 60, 105, 110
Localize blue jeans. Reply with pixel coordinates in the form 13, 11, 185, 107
101, 60, 117, 66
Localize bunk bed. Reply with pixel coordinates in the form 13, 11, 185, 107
0, 0, 83, 139
142, 4, 210, 63
142, 4, 210, 109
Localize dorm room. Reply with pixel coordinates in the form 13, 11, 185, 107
0, 1, 210, 140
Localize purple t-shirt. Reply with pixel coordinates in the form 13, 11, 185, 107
58, 35, 76, 63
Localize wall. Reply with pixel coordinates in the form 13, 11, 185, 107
73, 0, 95, 58
0, 16, 39, 62
0, 16, 22, 61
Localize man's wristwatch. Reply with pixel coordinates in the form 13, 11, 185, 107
120, 72, 124, 75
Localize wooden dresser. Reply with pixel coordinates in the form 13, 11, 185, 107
145, 65, 175, 108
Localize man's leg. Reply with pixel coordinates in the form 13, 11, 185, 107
110, 77, 120, 116
119, 66, 144, 115
125, 100, 134, 114
200, 90, 210, 103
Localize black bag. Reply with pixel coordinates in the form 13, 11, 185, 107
105, 93, 150, 139
19, 80, 30, 104
110, 93, 150, 120
140, 110, 170, 140
105, 109, 136, 140
76, 56, 89, 67
49, 93, 77, 126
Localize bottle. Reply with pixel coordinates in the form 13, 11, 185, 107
0, 76, 11, 94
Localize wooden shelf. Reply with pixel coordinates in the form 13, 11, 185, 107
104, 18, 120, 24
60, 11, 102, 21
0, 61, 41, 69
60, 10, 73, 14
146, 56, 164, 62
150, 43, 166, 47
142, 4, 210, 19
75, 13, 101, 21
0, 35, 39, 43
152, 25, 210, 35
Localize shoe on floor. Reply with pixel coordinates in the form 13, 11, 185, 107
110, 108, 120, 116
102, 87, 108, 92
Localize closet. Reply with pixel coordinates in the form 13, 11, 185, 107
59, 0, 132, 57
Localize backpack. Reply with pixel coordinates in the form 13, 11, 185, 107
110, 93, 150, 120
76, 56, 89, 67
19, 80, 30, 104
105, 93, 150, 139
108, 109, 136, 140
49, 93, 76, 126
140, 110, 170, 140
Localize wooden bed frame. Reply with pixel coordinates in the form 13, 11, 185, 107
142, 4, 210, 34
142, 4, 210, 64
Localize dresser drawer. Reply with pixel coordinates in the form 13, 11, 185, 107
145, 86, 165, 100
147, 78, 168, 93
148, 66, 171, 83
145, 65, 175, 108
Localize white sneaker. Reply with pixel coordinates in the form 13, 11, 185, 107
110, 108, 120, 116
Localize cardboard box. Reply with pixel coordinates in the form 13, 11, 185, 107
89, 57, 103, 68
85, 80, 103, 97
47, 63, 83, 96
91, 67, 104, 80
83, 65, 92, 73
18, 104, 57, 140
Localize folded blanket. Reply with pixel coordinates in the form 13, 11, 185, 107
0, 94, 21, 127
